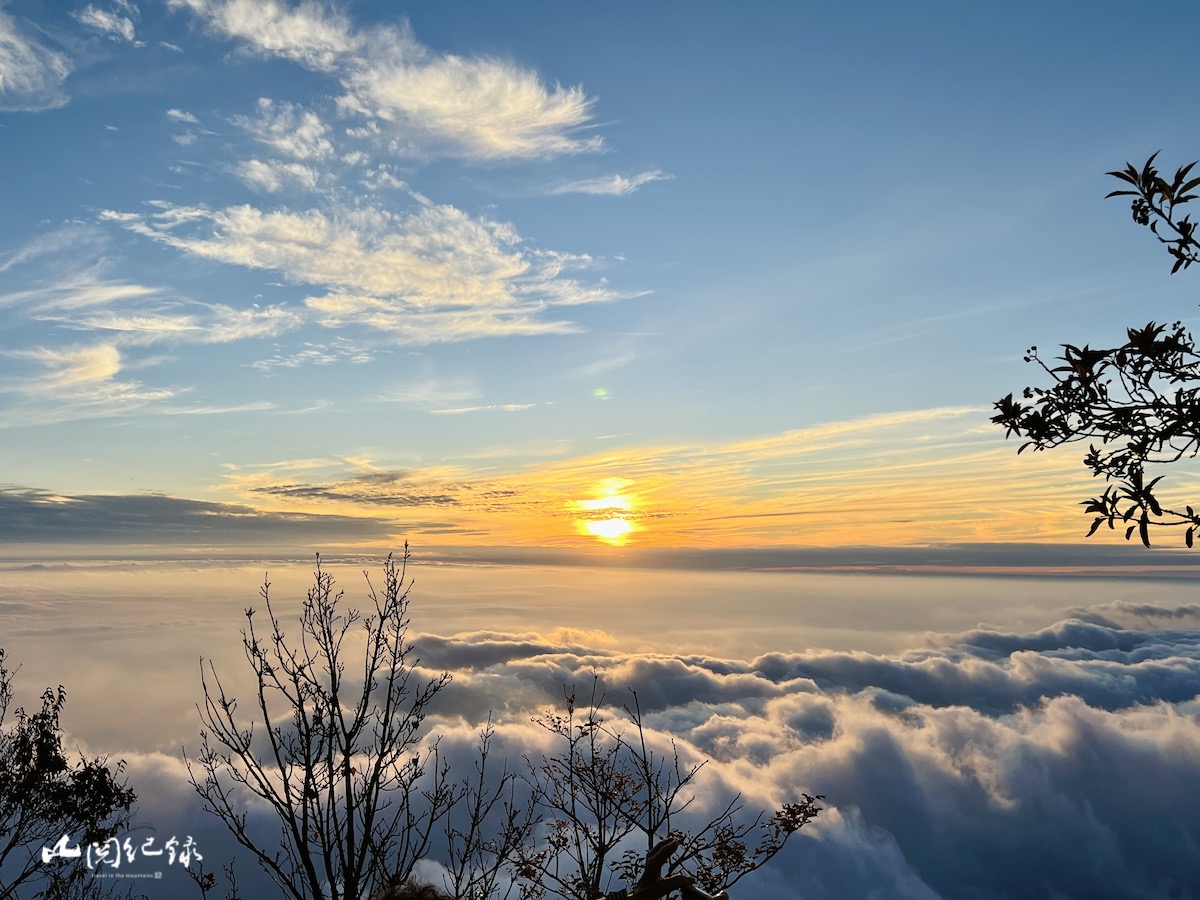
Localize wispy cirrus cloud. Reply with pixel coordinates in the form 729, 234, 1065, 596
165, 0, 357, 71
430, 403, 536, 415
75, 2, 137, 43
233, 158, 321, 193
337, 38, 599, 161
0, 271, 161, 312
0, 245, 304, 347
375, 375, 480, 409
550, 170, 672, 196
0, 9, 71, 111
250, 338, 374, 371
1, 342, 176, 424
53, 303, 302, 344
234, 97, 334, 160
168, 0, 600, 161
101, 201, 620, 343
166, 107, 199, 124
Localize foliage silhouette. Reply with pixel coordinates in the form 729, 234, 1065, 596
187, 548, 455, 900
511, 682, 819, 900
0, 649, 137, 900
189, 550, 820, 900
993, 153, 1200, 546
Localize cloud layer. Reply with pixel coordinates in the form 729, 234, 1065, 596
403, 601, 1200, 899
14, 567, 1195, 900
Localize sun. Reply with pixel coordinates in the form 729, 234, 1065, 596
576, 478, 637, 545
585, 517, 634, 543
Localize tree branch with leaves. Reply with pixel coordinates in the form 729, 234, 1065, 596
0, 649, 137, 900
993, 153, 1200, 547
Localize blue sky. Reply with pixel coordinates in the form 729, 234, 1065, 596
6, 6, 1200, 896
3, 0, 1200, 554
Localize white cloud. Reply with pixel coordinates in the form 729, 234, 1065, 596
202, 304, 303, 342
0, 10, 71, 111
15, 343, 123, 389
0, 269, 161, 311
338, 33, 600, 160
0, 225, 97, 274
165, 0, 358, 71
234, 97, 334, 160
169, 0, 600, 161
56, 303, 302, 345
75, 5, 136, 42
250, 338, 373, 371
166, 107, 199, 124
105, 200, 621, 343
359, 164, 406, 191
9, 557, 1200, 896
233, 158, 321, 193
430, 403, 535, 415
404, 608, 1200, 899
551, 170, 672, 196
1, 342, 175, 424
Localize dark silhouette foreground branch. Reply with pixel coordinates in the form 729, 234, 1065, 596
993, 153, 1200, 547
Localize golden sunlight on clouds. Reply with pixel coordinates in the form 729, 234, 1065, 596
576, 478, 636, 545
216, 407, 1123, 550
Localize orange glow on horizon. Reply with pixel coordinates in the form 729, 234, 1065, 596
576, 478, 638, 545
585, 517, 634, 544
217, 407, 1151, 551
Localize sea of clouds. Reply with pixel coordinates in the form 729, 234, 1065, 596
2, 561, 1198, 899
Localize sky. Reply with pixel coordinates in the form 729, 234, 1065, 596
4, 2, 1200, 899
3, 0, 1200, 557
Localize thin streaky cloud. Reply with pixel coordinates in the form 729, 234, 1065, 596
1, 342, 176, 425
0, 10, 71, 111
208, 406, 1095, 549
166, 107, 200, 124
566, 353, 635, 379
10, 343, 124, 391
102, 201, 621, 343
0, 226, 97, 274
551, 170, 672, 196
430, 403, 535, 415
75, 5, 136, 43
376, 376, 480, 408
250, 339, 373, 371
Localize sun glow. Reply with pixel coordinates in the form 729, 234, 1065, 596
585, 517, 634, 542
576, 478, 636, 545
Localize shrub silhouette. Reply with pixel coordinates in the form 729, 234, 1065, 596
0, 649, 137, 900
